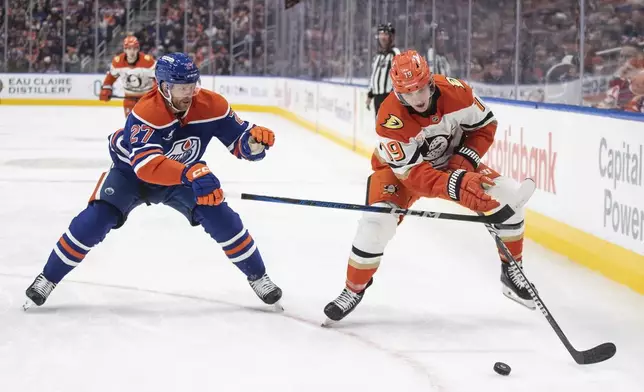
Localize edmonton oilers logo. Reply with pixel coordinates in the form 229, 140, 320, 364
166, 137, 201, 164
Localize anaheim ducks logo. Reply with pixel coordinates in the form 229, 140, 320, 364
381, 114, 403, 129
166, 137, 201, 164
126, 74, 142, 88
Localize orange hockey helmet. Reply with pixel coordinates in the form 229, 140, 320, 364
389, 50, 432, 93
123, 36, 140, 49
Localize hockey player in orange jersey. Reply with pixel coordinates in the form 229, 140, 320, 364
100, 36, 156, 117
323, 50, 534, 324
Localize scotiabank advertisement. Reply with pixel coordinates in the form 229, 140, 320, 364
486, 103, 644, 255
484, 125, 557, 195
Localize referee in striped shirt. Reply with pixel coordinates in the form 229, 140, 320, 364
366, 23, 400, 117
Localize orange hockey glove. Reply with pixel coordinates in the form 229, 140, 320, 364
99, 86, 113, 102
446, 169, 500, 212
250, 126, 275, 148
236, 126, 275, 161
181, 162, 224, 206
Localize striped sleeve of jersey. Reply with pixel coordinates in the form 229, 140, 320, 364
184, 91, 253, 157
452, 89, 497, 163
459, 91, 496, 132
108, 55, 122, 77
437, 76, 497, 164
224, 110, 254, 158
101, 55, 123, 87
209, 107, 254, 155
108, 128, 130, 164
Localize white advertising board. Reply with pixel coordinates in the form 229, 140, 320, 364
315, 82, 356, 140
354, 88, 378, 150
282, 79, 319, 126
0, 74, 102, 99
211, 76, 274, 106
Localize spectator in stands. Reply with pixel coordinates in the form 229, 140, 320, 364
3, 0, 643, 113
427, 28, 451, 76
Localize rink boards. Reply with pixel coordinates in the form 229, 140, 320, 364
1, 73, 643, 294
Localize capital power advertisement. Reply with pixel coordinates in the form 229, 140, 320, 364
597, 129, 644, 253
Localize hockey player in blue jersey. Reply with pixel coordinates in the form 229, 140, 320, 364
24, 53, 283, 310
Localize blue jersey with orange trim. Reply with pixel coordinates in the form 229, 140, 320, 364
107, 88, 252, 185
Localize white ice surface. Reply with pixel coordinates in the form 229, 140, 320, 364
0, 106, 642, 392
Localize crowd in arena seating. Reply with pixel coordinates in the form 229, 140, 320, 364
1, 0, 643, 110
2, 0, 128, 73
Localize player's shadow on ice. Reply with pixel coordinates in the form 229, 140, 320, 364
23, 300, 277, 319
328, 313, 532, 333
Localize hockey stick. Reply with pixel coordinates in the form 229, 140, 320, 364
488, 226, 616, 365
229, 192, 515, 224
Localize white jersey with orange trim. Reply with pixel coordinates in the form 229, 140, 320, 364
372, 75, 497, 182
106, 52, 156, 96
107, 88, 253, 186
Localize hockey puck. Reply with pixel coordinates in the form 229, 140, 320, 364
493, 362, 511, 376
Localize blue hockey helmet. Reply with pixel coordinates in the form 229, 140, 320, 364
155, 53, 200, 110
155, 53, 200, 86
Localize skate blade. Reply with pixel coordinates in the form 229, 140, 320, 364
502, 286, 536, 310
321, 318, 337, 328
272, 301, 284, 313
22, 298, 36, 311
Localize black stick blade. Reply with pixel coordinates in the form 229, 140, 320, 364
575, 342, 617, 365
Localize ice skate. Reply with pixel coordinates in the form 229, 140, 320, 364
249, 273, 283, 311
322, 278, 373, 326
501, 260, 536, 310
23, 274, 57, 310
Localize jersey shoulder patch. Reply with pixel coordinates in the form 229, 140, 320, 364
375, 95, 421, 142
138, 53, 155, 67
112, 55, 123, 66
130, 91, 177, 129
184, 90, 230, 124
381, 114, 404, 130
434, 75, 474, 115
